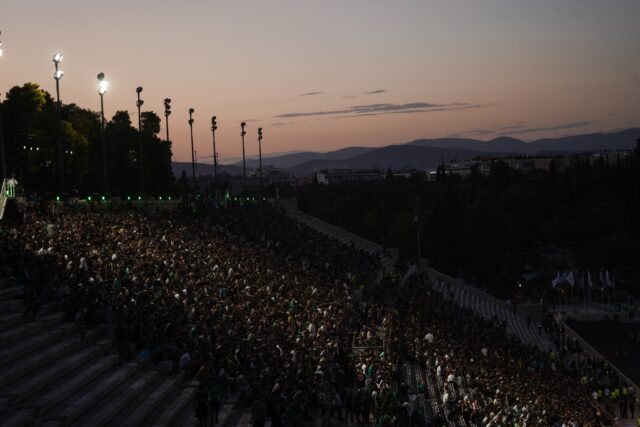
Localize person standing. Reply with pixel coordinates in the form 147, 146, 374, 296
251, 395, 267, 427
6, 174, 18, 198
194, 384, 209, 427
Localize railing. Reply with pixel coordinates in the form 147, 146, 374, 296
0, 179, 7, 220
555, 313, 639, 393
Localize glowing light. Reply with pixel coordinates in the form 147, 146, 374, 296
54, 70, 64, 80
98, 80, 108, 95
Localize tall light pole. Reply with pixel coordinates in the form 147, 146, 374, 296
240, 122, 247, 194
97, 73, 108, 194
163, 98, 172, 194
0, 32, 6, 180
258, 127, 263, 190
53, 53, 64, 193
188, 108, 196, 190
211, 116, 218, 196
136, 86, 144, 195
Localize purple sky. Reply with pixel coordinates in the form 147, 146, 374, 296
2, 0, 639, 162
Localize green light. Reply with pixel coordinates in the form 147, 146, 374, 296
56, 196, 60, 202
87, 196, 92, 201
127, 196, 131, 201
101, 196, 106, 201
138, 196, 142, 200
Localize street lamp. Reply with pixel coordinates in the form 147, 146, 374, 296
97, 73, 108, 193
164, 98, 172, 194
136, 86, 144, 194
258, 128, 263, 190
241, 122, 247, 194
188, 108, 196, 190
53, 52, 64, 193
211, 116, 218, 196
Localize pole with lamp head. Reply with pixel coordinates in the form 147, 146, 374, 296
97, 73, 109, 193
53, 53, 64, 193
136, 86, 144, 195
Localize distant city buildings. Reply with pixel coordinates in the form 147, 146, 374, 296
309, 150, 634, 184
427, 150, 634, 180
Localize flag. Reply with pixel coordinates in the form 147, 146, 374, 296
551, 272, 560, 288
558, 271, 568, 287
567, 271, 575, 287
605, 271, 613, 288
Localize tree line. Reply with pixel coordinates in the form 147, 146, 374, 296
298, 143, 640, 299
1, 83, 172, 196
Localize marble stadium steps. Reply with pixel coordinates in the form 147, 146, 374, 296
432, 280, 554, 353
0, 276, 210, 427
283, 204, 395, 278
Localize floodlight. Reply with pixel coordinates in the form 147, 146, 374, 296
99, 80, 108, 95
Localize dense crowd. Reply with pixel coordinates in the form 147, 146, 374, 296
0, 201, 634, 426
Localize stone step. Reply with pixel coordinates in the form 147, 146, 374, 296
0, 326, 103, 391
150, 385, 195, 427
26, 354, 119, 415
216, 392, 240, 427
115, 378, 176, 427
48, 361, 140, 425
0, 277, 17, 289
0, 298, 24, 312
0, 285, 21, 301
1, 408, 36, 427
0, 320, 43, 347
3, 339, 110, 404
235, 411, 252, 427
74, 370, 157, 427
0, 324, 74, 367
0, 303, 62, 330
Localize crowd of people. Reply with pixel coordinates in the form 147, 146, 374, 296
0, 200, 635, 426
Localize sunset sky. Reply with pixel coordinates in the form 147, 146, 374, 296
2, 0, 639, 163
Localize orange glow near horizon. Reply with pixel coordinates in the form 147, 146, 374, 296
1, 0, 639, 163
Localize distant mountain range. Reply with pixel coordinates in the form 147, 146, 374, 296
173, 128, 640, 178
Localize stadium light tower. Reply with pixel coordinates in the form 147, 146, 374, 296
53, 53, 65, 193
97, 73, 109, 193
136, 86, 144, 194
164, 98, 172, 194
258, 128, 263, 189
188, 108, 196, 190
241, 122, 247, 194
211, 116, 218, 196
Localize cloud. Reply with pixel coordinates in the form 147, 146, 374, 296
505, 121, 592, 135
300, 91, 324, 96
447, 128, 496, 138
342, 95, 357, 99
275, 101, 477, 119
498, 122, 525, 131
365, 89, 386, 95
271, 122, 296, 127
